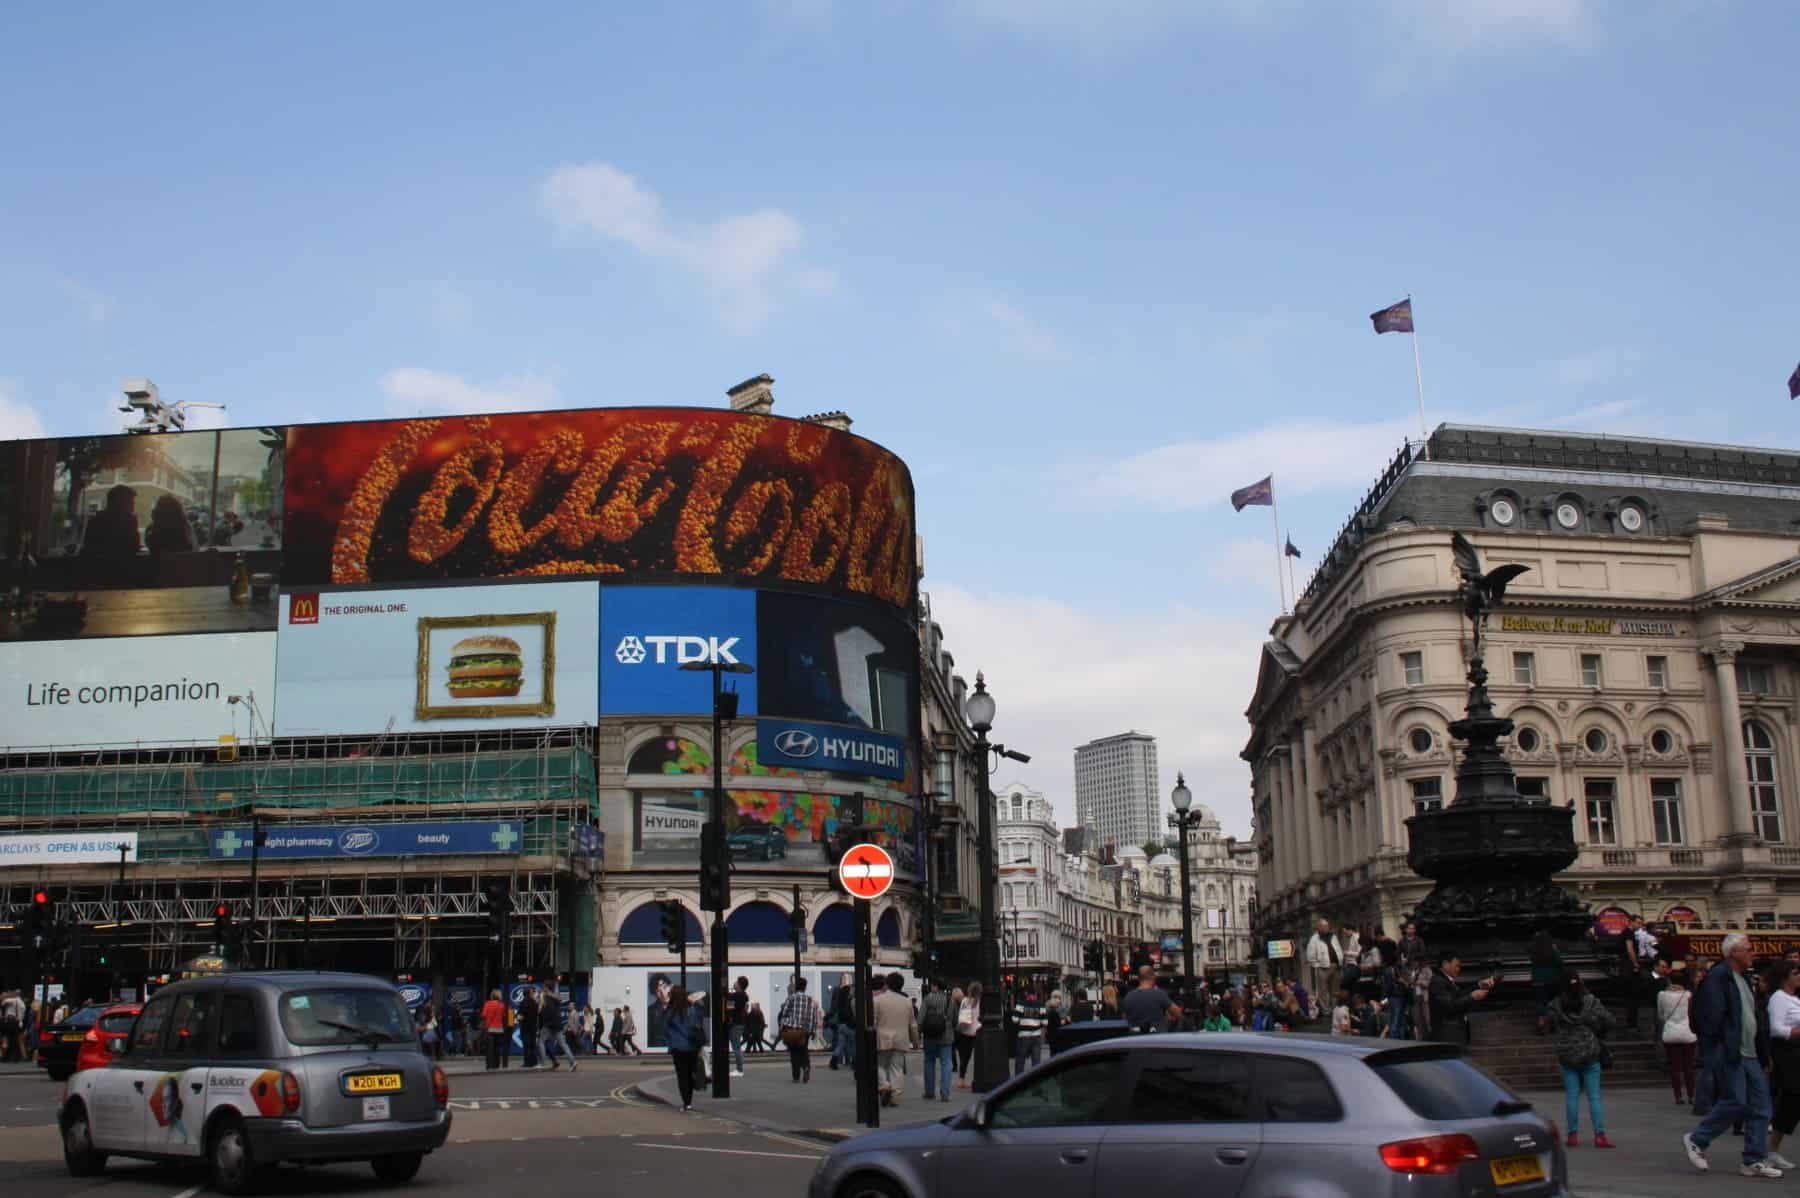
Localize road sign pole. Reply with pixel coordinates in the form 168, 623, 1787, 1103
854, 896, 878, 1129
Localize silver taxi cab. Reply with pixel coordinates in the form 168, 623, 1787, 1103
60, 970, 450, 1194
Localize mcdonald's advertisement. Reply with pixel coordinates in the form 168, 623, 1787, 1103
278, 408, 916, 611
273, 580, 599, 736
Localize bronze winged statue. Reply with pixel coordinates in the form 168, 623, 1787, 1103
1451, 531, 1530, 658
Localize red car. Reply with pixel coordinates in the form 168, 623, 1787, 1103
73, 1004, 140, 1075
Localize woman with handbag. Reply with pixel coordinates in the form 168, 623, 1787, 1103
1657, 969, 1697, 1105
954, 982, 981, 1089
664, 987, 708, 1112
1550, 974, 1615, 1148
777, 978, 821, 1083
1763, 961, 1800, 1171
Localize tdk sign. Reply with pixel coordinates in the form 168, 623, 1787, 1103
760, 718, 905, 781
614, 634, 742, 666
600, 587, 757, 716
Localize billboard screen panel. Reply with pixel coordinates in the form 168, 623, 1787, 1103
0, 631, 276, 749
280, 409, 915, 611
0, 428, 285, 641
599, 585, 757, 715
273, 580, 598, 735
207, 820, 523, 860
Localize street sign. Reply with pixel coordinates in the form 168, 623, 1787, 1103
837, 843, 895, 900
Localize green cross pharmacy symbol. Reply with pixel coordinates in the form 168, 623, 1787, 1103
490, 824, 519, 852
216, 830, 246, 858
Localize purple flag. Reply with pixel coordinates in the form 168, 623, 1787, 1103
1371, 298, 1414, 335
1231, 476, 1273, 511
1285, 538, 1301, 559
1790, 361, 1800, 401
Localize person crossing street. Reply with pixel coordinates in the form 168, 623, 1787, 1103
1683, 934, 1780, 1178
874, 971, 919, 1107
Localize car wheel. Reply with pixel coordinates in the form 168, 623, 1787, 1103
838, 1173, 905, 1198
371, 1152, 424, 1184
62, 1104, 108, 1177
209, 1118, 263, 1196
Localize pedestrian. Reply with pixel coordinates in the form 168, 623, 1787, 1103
1201, 999, 1232, 1032
1427, 953, 1494, 1044
1659, 969, 1697, 1106
1764, 961, 1800, 1171
1331, 990, 1353, 1036
416, 1002, 440, 1060
1011, 985, 1046, 1075
540, 984, 575, 1071
1626, 914, 1660, 1032
518, 988, 541, 1068
777, 977, 821, 1084
874, 972, 919, 1106
620, 1005, 641, 1055
0, 989, 23, 1063
1121, 965, 1173, 1032
954, 982, 981, 1088
1396, 922, 1427, 972
1098, 983, 1120, 1019
1528, 929, 1564, 1034
918, 980, 955, 1101
1549, 974, 1615, 1148
1066, 987, 1095, 1023
725, 976, 749, 1078
1682, 933, 1781, 1177
1305, 918, 1343, 1004
828, 980, 857, 1070
1337, 926, 1364, 995
481, 989, 506, 1070
664, 986, 707, 1112
745, 1001, 767, 1052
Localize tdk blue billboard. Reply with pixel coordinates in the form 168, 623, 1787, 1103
600, 586, 758, 715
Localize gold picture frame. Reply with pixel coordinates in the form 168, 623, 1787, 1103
415, 611, 557, 720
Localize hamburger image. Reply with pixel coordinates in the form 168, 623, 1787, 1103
445, 634, 525, 700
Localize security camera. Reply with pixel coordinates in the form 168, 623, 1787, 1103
120, 378, 161, 413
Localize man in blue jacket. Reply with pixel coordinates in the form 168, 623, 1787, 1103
1683, 934, 1779, 1177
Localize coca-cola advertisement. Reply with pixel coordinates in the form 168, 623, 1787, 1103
279, 409, 916, 611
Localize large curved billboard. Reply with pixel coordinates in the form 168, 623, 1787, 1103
280, 409, 916, 612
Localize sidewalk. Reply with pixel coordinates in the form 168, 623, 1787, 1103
634, 1054, 1761, 1196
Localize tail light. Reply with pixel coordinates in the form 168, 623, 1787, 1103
431, 1066, 449, 1109
83, 1030, 99, 1043
279, 1071, 302, 1115
1380, 1134, 1481, 1175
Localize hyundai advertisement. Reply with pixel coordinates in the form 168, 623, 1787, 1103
599, 585, 757, 715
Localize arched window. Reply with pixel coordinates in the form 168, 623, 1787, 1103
619, 901, 702, 944
876, 909, 901, 948
814, 903, 855, 946
725, 901, 793, 944
1205, 884, 1219, 904
1746, 720, 1784, 842
1207, 939, 1224, 962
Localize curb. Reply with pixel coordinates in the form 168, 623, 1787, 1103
626, 1078, 855, 1144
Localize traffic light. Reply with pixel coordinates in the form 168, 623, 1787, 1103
483, 882, 512, 943
25, 890, 54, 955
659, 900, 684, 952
699, 823, 730, 912
1083, 939, 1104, 974
213, 903, 235, 956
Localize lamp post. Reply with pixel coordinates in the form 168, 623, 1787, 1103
1168, 774, 1199, 1011
966, 673, 1029, 1092
680, 657, 755, 1101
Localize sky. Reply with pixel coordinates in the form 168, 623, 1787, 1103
3, 2, 1797, 839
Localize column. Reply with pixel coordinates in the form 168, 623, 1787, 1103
1287, 742, 1312, 888
1302, 723, 1326, 884
1708, 642, 1752, 841
1263, 759, 1286, 895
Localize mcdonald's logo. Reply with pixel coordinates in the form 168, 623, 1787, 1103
288, 594, 320, 625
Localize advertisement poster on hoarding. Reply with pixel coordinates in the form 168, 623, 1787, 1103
599, 585, 757, 715
281, 410, 916, 611
207, 821, 524, 860
1, 428, 284, 641
0, 831, 139, 868
274, 581, 597, 735
0, 631, 275, 750
644, 970, 711, 1049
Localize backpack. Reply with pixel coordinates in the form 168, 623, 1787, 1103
920, 994, 948, 1039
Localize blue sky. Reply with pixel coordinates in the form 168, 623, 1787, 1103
3, 2, 1796, 836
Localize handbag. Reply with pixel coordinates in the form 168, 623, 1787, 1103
780, 1025, 808, 1048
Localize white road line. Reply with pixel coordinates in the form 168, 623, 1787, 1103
634, 1142, 821, 1160
170, 1185, 206, 1198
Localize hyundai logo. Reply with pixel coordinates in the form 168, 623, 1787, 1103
773, 729, 819, 758
338, 827, 378, 855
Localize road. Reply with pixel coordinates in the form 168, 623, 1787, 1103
0, 1058, 822, 1198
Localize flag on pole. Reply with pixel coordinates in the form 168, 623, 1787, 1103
1284, 538, 1301, 559
1231, 476, 1273, 511
1370, 298, 1414, 334
1789, 361, 1800, 400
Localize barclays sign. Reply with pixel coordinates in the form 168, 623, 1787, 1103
758, 718, 905, 781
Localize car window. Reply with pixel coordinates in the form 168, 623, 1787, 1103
1372, 1054, 1518, 1120
278, 987, 414, 1047
98, 1010, 139, 1034
67, 1006, 106, 1029
165, 991, 218, 1057
1256, 1055, 1343, 1122
130, 995, 176, 1054
217, 993, 261, 1055
989, 1053, 1125, 1128
1125, 1050, 1252, 1122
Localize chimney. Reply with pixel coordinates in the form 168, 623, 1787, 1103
803, 410, 853, 432
726, 373, 775, 415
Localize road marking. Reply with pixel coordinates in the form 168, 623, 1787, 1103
761, 1131, 829, 1152
634, 1142, 821, 1160
170, 1185, 206, 1198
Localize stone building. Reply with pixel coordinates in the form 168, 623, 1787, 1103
1246, 424, 1800, 957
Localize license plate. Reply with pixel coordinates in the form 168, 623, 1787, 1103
1490, 1154, 1546, 1186
62, 1033, 85, 1042
346, 1073, 403, 1093
362, 1096, 391, 1121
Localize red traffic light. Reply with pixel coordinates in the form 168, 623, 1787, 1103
214, 904, 230, 919
33, 890, 49, 904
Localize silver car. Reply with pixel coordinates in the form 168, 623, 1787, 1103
810, 1032, 1568, 1198
60, 970, 451, 1194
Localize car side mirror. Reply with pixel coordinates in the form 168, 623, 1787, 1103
967, 1101, 991, 1130
106, 1037, 126, 1055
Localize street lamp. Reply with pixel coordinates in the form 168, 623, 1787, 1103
1168, 773, 1199, 1013
967, 673, 1028, 1092
680, 657, 755, 1101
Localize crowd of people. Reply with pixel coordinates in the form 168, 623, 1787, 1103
0, 988, 70, 1063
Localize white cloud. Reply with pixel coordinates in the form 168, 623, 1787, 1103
379, 367, 560, 416
1383, 0, 1603, 54
1067, 416, 1421, 513
932, 293, 1072, 362
430, 283, 474, 330
55, 277, 115, 328
0, 381, 48, 441
538, 161, 833, 332
929, 581, 1261, 839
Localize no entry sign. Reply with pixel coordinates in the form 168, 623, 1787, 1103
838, 843, 896, 900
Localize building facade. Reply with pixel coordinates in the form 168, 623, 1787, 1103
1247, 424, 1800, 958
1074, 731, 1162, 854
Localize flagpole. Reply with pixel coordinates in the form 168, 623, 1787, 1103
1410, 299, 1430, 460
1270, 480, 1289, 615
